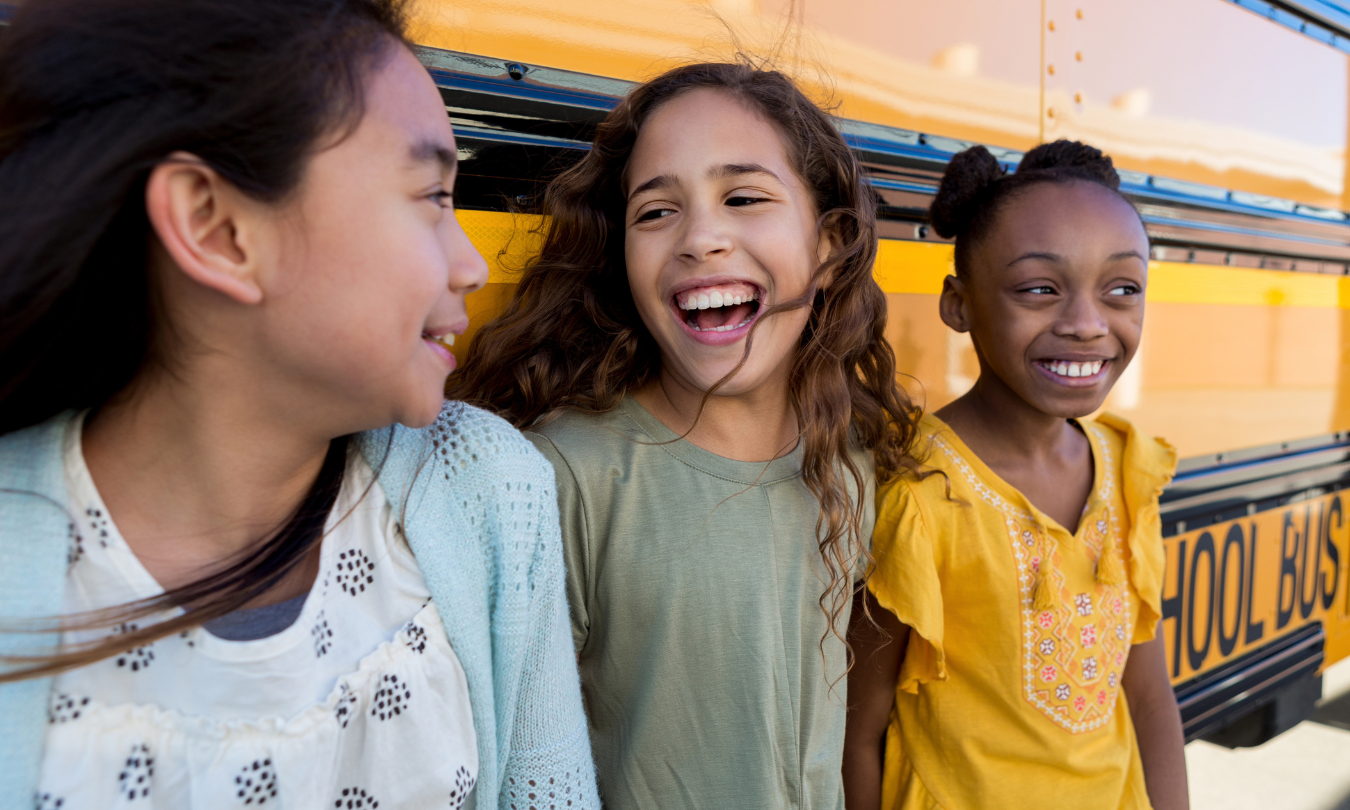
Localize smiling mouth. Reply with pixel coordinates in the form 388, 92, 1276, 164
423, 333, 455, 351
1036, 358, 1107, 380
674, 283, 762, 333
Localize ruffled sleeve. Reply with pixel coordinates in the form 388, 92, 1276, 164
1097, 412, 1177, 644
868, 475, 947, 693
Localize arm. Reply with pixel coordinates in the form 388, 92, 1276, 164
497, 464, 601, 810
843, 587, 909, 810
1122, 624, 1189, 810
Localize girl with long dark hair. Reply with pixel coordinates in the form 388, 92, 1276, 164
0, 1, 599, 807
449, 62, 923, 808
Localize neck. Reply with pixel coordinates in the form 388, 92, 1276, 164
82, 364, 337, 595
936, 370, 1079, 465
634, 365, 799, 463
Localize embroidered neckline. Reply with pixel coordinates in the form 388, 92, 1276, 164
928, 421, 1135, 735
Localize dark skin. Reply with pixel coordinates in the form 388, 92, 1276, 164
843, 181, 1189, 810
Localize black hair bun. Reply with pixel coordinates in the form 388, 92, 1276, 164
928, 145, 1006, 240
1016, 139, 1120, 190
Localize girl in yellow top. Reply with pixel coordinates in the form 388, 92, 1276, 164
843, 141, 1190, 810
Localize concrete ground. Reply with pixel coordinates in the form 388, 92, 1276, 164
1186, 657, 1350, 810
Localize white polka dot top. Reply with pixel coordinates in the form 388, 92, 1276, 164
36, 418, 478, 810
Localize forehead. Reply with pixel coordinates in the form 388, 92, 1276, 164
627, 88, 793, 185
977, 181, 1147, 264
351, 43, 455, 158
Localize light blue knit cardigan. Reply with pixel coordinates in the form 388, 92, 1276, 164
0, 403, 599, 810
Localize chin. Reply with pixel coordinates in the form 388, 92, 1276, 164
1042, 395, 1108, 420
395, 391, 450, 430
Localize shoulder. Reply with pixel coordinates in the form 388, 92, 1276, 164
0, 411, 72, 498
1087, 412, 1177, 487
530, 405, 636, 458
363, 401, 554, 489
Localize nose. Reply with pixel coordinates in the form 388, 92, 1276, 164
1054, 289, 1110, 341
676, 201, 734, 264
445, 212, 489, 295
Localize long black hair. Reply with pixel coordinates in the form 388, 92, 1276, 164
0, 0, 409, 680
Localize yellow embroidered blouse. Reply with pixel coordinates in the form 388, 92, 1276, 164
870, 412, 1176, 810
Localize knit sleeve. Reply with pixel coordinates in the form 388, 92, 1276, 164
868, 476, 947, 693
526, 433, 590, 654
497, 462, 601, 810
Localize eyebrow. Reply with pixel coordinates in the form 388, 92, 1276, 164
409, 138, 457, 174
1006, 249, 1147, 267
627, 162, 784, 200
710, 162, 782, 183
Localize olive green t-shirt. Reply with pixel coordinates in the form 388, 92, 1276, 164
527, 397, 874, 810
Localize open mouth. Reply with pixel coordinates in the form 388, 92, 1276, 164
674, 282, 762, 334
1035, 358, 1107, 381
422, 332, 456, 352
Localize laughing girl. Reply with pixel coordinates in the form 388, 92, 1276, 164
450, 63, 919, 808
0, 1, 598, 807
842, 142, 1189, 810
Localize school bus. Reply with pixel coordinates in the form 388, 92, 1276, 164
6, 0, 1350, 745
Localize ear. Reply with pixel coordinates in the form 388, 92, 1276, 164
814, 213, 846, 289
144, 152, 265, 305
938, 274, 971, 333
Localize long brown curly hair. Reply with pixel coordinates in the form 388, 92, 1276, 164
448, 60, 921, 653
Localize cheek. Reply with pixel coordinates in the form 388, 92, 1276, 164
625, 233, 668, 316
274, 224, 440, 377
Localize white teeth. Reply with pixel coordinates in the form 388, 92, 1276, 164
1043, 360, 1105, 378
677, 288, 762, 310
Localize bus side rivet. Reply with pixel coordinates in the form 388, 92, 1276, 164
507, 63, 525, 81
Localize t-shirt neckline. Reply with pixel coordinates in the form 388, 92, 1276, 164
618, 396, 805, 486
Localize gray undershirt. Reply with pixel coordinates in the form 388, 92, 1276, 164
202, 593, 308, 641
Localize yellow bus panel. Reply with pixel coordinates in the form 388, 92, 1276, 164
1163, 495, 1350, 683
418, 0, 1350, 210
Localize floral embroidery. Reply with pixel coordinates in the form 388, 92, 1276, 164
448, 766, 475, 809
34, 792, 65, 810
235, 758, 278, 805
333, 787, 379, 808
933, 423, 1136, 735
370, 673, 411, 721
118, 743, 153, 801
1074, 593, 1093, 616
312, 611, 334, 658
